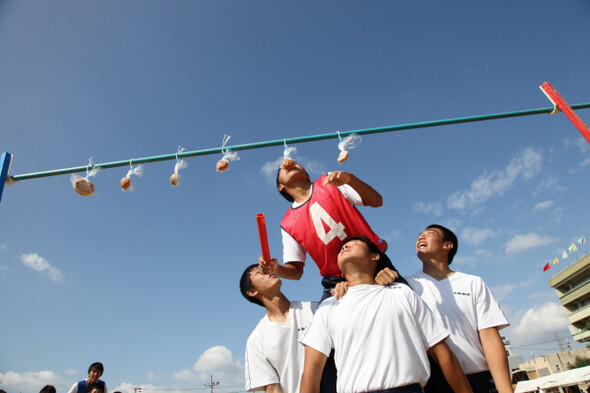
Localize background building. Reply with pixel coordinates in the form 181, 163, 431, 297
549, 254, 590, 343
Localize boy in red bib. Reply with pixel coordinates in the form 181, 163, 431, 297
260, 162, 406, 301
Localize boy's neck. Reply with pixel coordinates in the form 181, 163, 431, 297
288, 182, 312, 204
420, 257, 454, 280
344, 271, 376, 287
264, 293, 291, 322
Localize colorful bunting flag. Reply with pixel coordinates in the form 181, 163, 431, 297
569, 243, 578, 253
543, 263, 551, 272
553, 257, 559, 265
579, 236, 587, 245
562, 250, 569, 259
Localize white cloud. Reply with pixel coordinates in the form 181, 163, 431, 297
260, 157, 283, 185
20, 253, 65, 283
448, 147, 543, 210
0, 244, 8, 250
510, 302, 569, 344
412, 202, 442, 216
193, 345, 243, 385
505, 233, 555, 254
461, 227, 496, 246
534, 200, 554, 211
65, 368, 78, 376
172, 369, 196, 382
490, 283, 518, 303
260, 156, 326, 186
147, 372, 157, 381
0, 371, 69, 393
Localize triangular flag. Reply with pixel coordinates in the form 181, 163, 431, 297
543, 263, 551, 272
562, 250, 569, 259
554, 257, 559, 265
578, 236, 587, 245
569, 243, 578, 253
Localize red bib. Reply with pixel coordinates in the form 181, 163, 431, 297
281, 175, 386, 277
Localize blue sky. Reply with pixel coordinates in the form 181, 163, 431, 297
2, 1, 590, 392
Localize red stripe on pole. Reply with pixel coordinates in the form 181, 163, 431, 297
256, 213, 271, 263
540, 82, 590, 144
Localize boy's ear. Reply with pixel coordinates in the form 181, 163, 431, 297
246, 289, 259, 298
443, 242, 453, 252
371, 253, 381, 262
277, 183, 286, 192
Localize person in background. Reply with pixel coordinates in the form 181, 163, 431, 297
67, 362, 107, 393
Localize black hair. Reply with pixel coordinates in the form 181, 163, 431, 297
240, 264, 264, 307
88, 362, 104, 374
40, 386, 57, 393
426, 224, 458, 264
340, 236, 388, 276
88, 383, 105, 393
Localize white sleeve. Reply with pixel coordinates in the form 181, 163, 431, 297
281, 228, 306, 264
406, 286, 449, 349
324, 171, 364, 206
245, 334, 279, 391
67, 383, 78, 393
299, 303, 333, 357
336, 183, 363, 206
475, 277, 510, 331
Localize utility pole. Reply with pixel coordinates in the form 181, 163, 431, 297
204, 374, 219, 393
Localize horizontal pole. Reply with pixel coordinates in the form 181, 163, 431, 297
8, 102, 590, 182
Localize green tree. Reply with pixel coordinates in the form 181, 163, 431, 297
567, 356, 590, 370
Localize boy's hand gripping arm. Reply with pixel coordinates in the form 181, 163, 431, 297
258, 257, 304, 280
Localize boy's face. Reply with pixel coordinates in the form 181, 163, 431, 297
87, 368, 102, 383
248, 267, 281, 297
277, 163, 308, 188
416, 228, 449, 257
337, 239, 375, 274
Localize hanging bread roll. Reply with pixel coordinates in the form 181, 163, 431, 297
74, 178, 95, 196
120, 176, 132, 190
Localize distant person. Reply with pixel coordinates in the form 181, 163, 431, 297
88, 384, 105, 393
263, 161, 406, 301
377, 225, 511, 393
299, 236, 472, 393
40, 386, 57, 393
241, 260, 318, 393
67, 362, 107, 393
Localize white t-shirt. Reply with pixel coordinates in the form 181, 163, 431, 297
281, 181, 363, 264
406, 271, 509, 375
245, 301, 318, 393
300, 283, 449, 393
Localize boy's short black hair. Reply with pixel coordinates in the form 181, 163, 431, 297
40, 386, 57, 393
340, 236, 389, 276
240, 264, 264, 307
426, 224, 458, 264
88, 362, 104, 374
88, 383, 105, 393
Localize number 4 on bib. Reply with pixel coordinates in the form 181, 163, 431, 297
310, 202, 348, 245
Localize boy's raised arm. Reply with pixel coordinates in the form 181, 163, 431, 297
323, 171, 383, 207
